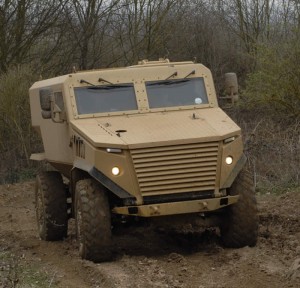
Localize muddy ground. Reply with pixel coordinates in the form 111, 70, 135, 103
0, 181, 299, 288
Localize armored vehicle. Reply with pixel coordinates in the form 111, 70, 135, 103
29, 59, 258, 262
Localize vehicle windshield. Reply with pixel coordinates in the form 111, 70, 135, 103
74, 84, 138, 114
146, 77, 208, 109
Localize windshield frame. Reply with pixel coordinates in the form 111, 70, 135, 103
145, 77, 210, 112
69, 74, 214, 119
71, 82, 142, 118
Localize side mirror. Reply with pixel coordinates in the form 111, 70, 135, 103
39, 88, 65, 122
224, 73, 239, 103
39, 88, 52, 119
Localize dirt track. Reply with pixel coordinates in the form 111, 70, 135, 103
0, 182, 299, 288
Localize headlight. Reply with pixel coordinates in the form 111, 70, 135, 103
225, 156, 233, 165
112, 167, 120, 176
224, 136, 236, 144
106, 148, 122, 153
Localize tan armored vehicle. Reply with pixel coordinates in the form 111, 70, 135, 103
29, 59, 258, 262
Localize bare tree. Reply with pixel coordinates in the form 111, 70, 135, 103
218, 0, 275, 54
64, 0, 120, 70
112, 0, 178, 65
0, 0, 65, 73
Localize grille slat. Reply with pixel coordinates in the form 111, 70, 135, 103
131, 142, 219, 196
138, 166, 216, 178
139, 176, 216, 188
138, 171, 216, 183
131, 142, 218, 154
132, 151, 218, 164
131, 147, 218, 159
134, 156, 218, 169
135, 162, 216, 174
140, 181, 216, 192
142, 186, 215, 195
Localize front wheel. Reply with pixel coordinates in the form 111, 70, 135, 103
220, 169, 258, 248
75, 179, 112, 262
35, 172, 68, 241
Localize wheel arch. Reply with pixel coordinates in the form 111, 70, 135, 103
70, 160, 136, 216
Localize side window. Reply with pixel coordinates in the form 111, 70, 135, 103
39, 88, 66, 122
54, 91, 64, 111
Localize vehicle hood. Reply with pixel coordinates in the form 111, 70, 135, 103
70, 108, 241, 149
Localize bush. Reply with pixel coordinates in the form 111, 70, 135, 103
229, 108, 300, 193
0, 65, 41, 183
242, 38, 300, 117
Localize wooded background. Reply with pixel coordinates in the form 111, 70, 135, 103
0, 0, 299, 190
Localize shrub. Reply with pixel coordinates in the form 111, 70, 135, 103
0, 65, 41, 183
242, 38, 300, 117
229, 108, 300, 193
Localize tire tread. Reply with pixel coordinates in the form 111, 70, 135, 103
76, 179, 112, 262
221, 170, 258, 248
35, 171, 68, 241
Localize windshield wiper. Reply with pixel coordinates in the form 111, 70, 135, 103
184, 70, 195, 78
80, 79, 95, 86
147, 79, 189, 86
88, 84, 132, 90
165, 71, 177, 80
98, 77, 113, 85
80, 78, 131, 89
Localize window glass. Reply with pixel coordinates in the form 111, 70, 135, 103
146, 78, 208, 109
74, 84, 137, 114
54, 91, 64, 111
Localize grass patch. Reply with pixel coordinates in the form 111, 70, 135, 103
1, 168, 37, 184
0, 250, 57, 288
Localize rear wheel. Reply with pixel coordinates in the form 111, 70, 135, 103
35, 172, 68, 240
220, 169, 258, 248
75, 179, 112, 262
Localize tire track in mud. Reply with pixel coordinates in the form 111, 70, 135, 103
0, 182, 299, 288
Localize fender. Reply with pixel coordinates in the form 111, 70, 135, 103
222, 154, 247, 188
71, 158, 136, 206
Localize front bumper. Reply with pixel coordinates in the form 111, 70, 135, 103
112, 195, 239, 217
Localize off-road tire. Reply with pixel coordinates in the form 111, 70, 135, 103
35, 172, 68, 241
220, 169, 258, 248
75, 179, 112, 262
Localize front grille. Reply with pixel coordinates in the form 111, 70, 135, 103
130, 142, 219, 196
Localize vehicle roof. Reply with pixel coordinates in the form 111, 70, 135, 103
30, 60, 202, 89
